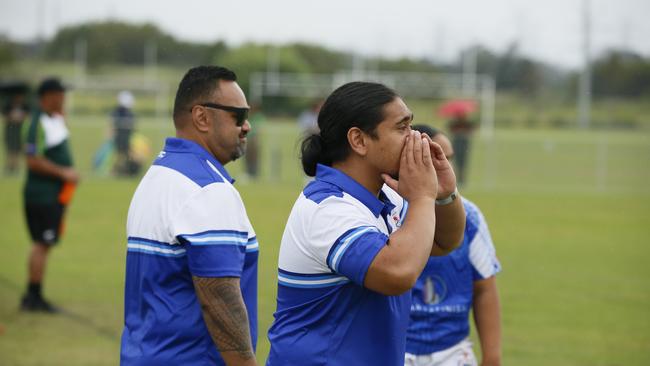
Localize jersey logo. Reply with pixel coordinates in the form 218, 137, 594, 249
423, 275, 447, 305
157, 151, 166, 159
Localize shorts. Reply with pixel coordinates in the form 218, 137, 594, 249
5, 122, 23, 153
25, 202, 66, 245
405, 339, 478, 366
115, 129, 132, 154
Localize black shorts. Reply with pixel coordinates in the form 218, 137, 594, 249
5, 123, 23, 153
115, 129, 132, 154
25, 203, 66, 245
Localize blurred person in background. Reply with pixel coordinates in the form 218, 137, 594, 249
121, 66, 258, 366
405, 124, 502, 366
2, 88, 29, 175
266, 82, 465, 366
446, 113, 475, 187
244, 102, 265, 180
297, 99, 323, 136
111, 90, 136, 176
21, 77, 79, 313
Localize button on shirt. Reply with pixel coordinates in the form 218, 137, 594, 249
267, 164, 410, 366
120, 137, 259, 366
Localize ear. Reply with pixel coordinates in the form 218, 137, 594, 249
191, 106, 211, 133
347, 127, 368, 157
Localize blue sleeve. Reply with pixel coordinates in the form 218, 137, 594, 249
326, 226, 388, 286
178, 230, 248, 278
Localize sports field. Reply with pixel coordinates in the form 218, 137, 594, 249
0, 117, 649, 365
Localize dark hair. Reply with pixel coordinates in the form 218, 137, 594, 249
172, 66, 237, 120
301, 81, 398, 176
37, 77, 65, 97
411, 124, 440, 137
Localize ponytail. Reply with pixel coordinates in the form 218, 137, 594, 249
300, 134, 329, 177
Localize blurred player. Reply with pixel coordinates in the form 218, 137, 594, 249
405, 124, 502, 366
2, 88, 29, 175
266, 82, 465, 365
21, 78, 79, 313
243, 103, 264, 180
446, 113, 475, 187
111, 90, 136, 176
297, 99, 322, 136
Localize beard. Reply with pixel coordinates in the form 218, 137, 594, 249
230, 139, 247, 161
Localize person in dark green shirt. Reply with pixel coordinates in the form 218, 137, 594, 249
21, 78, 79, 313
2, 90, 29, 175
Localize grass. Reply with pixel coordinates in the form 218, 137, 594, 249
0, 118, 649, 365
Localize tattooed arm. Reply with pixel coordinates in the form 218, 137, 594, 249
192, 276, 257, 366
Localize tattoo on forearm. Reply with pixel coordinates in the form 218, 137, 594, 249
193, 276, 255, 360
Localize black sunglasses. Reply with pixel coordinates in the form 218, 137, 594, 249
194, 103, 249, 127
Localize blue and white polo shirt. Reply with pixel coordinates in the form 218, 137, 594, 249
120, 137, 259, 366
266, 164, 411, 366
406, 198, 501, 355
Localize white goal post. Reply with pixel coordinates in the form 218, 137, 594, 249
66, 76, 171, 120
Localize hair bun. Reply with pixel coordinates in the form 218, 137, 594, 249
300, 134, 327, 177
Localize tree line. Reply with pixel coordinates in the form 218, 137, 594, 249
1, 20, 649, 99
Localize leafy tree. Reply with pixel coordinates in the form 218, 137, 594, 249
289, 43, 348, 74
0, 36, 16, 66
592, 50, 650, 97
217, 43, 311, 94
217, 43, 321, 114
45, 21, 223, 67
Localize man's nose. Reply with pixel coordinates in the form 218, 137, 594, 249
242, 119, 251, 132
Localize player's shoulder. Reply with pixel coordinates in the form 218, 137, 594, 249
302, 179, 344, 205
153, 150, 227, 188
298, 181, 375, 224
462, 198, 484, 224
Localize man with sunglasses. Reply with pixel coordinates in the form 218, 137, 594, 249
120, 66, 258, 366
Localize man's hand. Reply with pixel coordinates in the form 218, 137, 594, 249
27, 156, 80, 184
366, 130, 439, 296
423, 134, 457, 198
382, 130, 438, 203
61, 167, 80, 184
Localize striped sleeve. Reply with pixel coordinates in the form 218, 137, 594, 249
172, 183, 249, 278
308, 200, 389, 287
245, 227, 259, 254
326, 226, 388, 286
467, 203, 501, 280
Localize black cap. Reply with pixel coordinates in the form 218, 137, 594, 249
37, 78, 66, 96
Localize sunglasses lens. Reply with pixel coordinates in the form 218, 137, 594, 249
238, 110, 248, 126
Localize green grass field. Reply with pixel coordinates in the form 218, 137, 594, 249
0, 117, 649, 365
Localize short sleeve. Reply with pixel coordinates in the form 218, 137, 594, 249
172, 183, 249, 278
24, 114, 42, 156
307, 199, 388, 287
468, 207, 501, 281
245, 220, 259, 253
